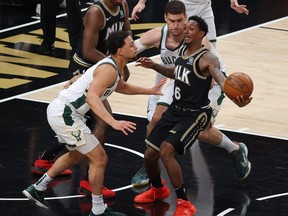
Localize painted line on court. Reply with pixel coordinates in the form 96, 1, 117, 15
0, 142, 143, 201
236, 127, 250, 132
217, 191, 288, 215
105, 143, 144, 158
256, 192, 288, 201
217, 208, 235, 216
1, 12, 287, 141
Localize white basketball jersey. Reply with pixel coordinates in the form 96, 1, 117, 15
209, 44, 227, 75
159, 25, 183, 66
59, 57, 120, 115
155, 25, 183, 84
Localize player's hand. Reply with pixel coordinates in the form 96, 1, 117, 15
232, 95, 252, 107
150, 78, 167, 95
131, 1, 146, 21
63, 74, 82, 89
230, 0, 249, 15
111, 120, 136, 135
136, 57, 154, 69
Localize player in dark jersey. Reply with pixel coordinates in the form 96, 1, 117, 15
134, 16, 252, 216
31, 0, 131, 199
68, 0, 131, 79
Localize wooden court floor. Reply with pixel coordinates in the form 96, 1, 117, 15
0, 1, 288, 216
20, 17, 288, 139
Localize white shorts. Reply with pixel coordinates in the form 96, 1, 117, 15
47, 98, 100, 155
147, 82, 225, 125
208, 84, 225, 125
147, 79, 174, 121
185, 1, 217, 43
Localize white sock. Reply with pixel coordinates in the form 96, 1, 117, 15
91, 194, 106, 215
218, 134, 239, 153
33, 173, 53, 191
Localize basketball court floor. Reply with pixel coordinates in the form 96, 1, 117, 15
0, 1, 288, 215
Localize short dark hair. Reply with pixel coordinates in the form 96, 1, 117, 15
188, 15, 208, 36
164, 0, 186, 15
106, 31, 130, 55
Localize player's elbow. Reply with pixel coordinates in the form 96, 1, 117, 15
82, 49, 95, 62
86, 95, 93, 107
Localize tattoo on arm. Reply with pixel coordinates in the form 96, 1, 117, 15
152, 63, 175, 79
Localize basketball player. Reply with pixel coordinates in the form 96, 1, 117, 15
22, 31, 166, 216
131, 0, 251, 187
131, 0, 249, 46
133, 16, 252, 216
31, 0, 132, 198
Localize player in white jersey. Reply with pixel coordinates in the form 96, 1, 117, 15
131, 0, 249, 46
22, 31, 166, 216
131, 1, 251, 187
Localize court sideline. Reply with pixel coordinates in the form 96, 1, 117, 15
0, 1, 288, 216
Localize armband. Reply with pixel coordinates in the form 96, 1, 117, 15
134, 39, 148, 55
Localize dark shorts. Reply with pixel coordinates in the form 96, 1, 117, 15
146, 105, 212, 155
67, 54, 91, 79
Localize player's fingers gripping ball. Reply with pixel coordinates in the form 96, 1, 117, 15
224, 72, 254, 100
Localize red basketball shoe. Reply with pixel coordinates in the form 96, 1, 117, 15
31, 159, 72, 176
174, 199, 196, 216
78, 179, 116, 199
134, 182, 170, 203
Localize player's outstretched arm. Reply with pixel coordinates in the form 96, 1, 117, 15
115, 77, 166, 95
86, 65, 137, 135
230, 0, 249, 15
136, 57, 175, 78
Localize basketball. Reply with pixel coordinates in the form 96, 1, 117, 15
224, 72, 253, 100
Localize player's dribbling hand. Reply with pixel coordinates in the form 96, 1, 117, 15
112, 120, 137, 135
232, 95, 252, 107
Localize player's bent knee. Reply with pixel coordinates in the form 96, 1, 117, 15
159, 142, 174, 163
90, 153, 108, 168
198, 130, 207, 142
144, 147, 159, 164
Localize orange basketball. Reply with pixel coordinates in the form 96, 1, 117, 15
224, 72, 253, 100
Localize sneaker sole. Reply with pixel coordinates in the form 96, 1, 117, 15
132, 179, 150, 187
31, 167, 47, 175
238, 143, 252, 181
239, 142, 248, 157
78, 187, 91, 197
134, 189, 170, 203
31, 167, 72, 176
22, 190, 49, 209
239, 161, 251, 181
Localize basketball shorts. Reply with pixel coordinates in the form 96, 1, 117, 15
208, 83, 225, 125
146, 105, 212, 155
67, 53, 92, 79
47, 97, 100, 155
147, 81, 224, 125
147, 79, 174, 121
